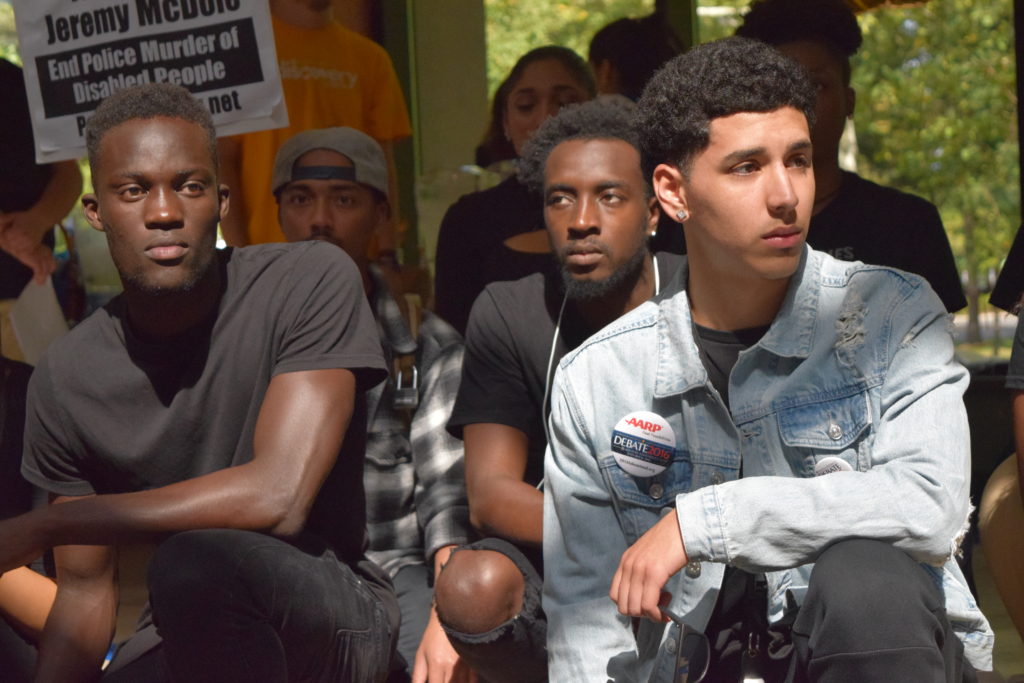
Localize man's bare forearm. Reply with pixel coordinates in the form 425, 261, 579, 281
35, 544, 117, 683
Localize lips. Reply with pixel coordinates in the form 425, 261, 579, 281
564, 250, 604, 267
145, 242, 188, 261
762, 226, 803, 249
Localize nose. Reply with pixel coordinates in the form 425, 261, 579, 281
145, 186, 184, 229
766, 165, 799, 218
310, 196, 334, 231
568, 195, 600, 238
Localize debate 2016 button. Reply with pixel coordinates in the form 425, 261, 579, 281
610, 411, 677, 478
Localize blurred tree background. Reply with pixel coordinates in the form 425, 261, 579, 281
0, 1, 1017, 346
854, 1, 1018, 344
1, 2, 18, 63
485, 0, 1019, 347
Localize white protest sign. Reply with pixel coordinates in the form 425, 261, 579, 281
13, 0, 288, 163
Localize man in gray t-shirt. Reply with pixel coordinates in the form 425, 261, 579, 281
5, 84, 396, 682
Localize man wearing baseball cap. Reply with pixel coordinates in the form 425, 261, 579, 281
273, 128, 474, 682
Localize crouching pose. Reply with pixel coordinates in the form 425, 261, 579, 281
543, 38, 993, 682
4, 84, 397, 682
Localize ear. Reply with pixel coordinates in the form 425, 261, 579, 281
82, 193, 104, 232
594, 59, 616, 94
218, 184, 230, 224
652, 163, 688, 224
646, 195, 660, 234
845, 86, 856, 119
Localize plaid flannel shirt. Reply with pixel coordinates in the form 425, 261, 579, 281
363, 267, 470, 577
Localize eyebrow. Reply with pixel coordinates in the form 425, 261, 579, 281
545, 180, 631, 195
112, 168, 209, 183
722, 139, 812, 165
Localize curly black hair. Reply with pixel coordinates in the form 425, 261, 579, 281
86, 83, 217, 174
589, 14, 683, 101
517, 97, 643, 195
736, 0, 862, 84
636, 37, 816, 180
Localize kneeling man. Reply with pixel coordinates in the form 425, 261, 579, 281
4, 84, 396, 682
543, 37, 992, 682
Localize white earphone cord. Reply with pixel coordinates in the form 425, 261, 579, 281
539, 254, 660, 485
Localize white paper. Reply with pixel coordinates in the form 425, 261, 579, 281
9, 277, 68, 367
13, 0, 288, 163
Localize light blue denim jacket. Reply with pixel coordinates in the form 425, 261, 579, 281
543, 248, 993, 682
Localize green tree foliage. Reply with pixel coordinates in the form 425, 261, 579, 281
484, 0, 654, 96
854, 1, 1018, 341
0, 3, 19, 64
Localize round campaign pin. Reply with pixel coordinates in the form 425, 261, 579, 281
611, 411, 677, 477
813, 456, 853, 476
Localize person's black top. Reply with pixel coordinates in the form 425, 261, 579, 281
448, 252, 686, 488
991, 223, 1024, 313
1006, 313, 1024, 391
22, 242, 387, 568
434, 175, 550, 335
1, 60, 56, 299
0, 358, 33, 521
808, 171, 966, 313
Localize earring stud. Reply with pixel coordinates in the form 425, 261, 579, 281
676, 209, 689, 222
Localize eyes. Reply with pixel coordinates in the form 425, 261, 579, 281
117, 179, 209, 199
510, 90, 586, 117
546, 189, 627, 208
729, 153, 812, 176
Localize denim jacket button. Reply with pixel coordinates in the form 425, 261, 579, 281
685, 561, 701, 578
665, 636, 677, 654
649, 483, 664, 499
827, 422, 843, 440
710, 471, 725, 485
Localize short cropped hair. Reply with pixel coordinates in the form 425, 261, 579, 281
636, 37, 816, 179
736, 0, 863, 85
518, 98, 644, 196
86, 83, 218, 174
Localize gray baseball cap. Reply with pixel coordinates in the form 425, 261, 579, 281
271, 127, 388, 199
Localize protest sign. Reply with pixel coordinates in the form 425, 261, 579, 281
13, 0, 287, 163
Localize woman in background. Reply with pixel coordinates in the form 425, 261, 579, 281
433, 46, 595, 335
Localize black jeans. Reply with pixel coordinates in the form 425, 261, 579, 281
703, 538, 975, 682
104, 529, 396, 683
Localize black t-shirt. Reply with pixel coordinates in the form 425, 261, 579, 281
1, 359, 33, 521
448, 252, 686, 487
991, 223, 1024, 313
22, 241, 387, 565
808, 171, 965, 313
1006, 313, 1024, 391
693, 323, 768, 409
433, 176, 551, 336
1, 60, 56, 298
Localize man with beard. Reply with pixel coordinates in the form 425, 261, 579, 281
2, 84, 397, 682
435, 99, 684, 682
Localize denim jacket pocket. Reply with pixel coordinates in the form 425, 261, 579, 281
600, 448, 703, 544
777, 389, 871, 474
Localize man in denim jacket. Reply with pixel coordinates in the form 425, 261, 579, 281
543, 38, 993, 682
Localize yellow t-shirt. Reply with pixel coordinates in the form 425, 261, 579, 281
235, 17, 412, 245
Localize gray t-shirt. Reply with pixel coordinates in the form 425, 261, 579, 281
22, 241, 386, 564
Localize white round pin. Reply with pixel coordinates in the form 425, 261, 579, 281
610, 411, 677, 477
814, 456, 853, 476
